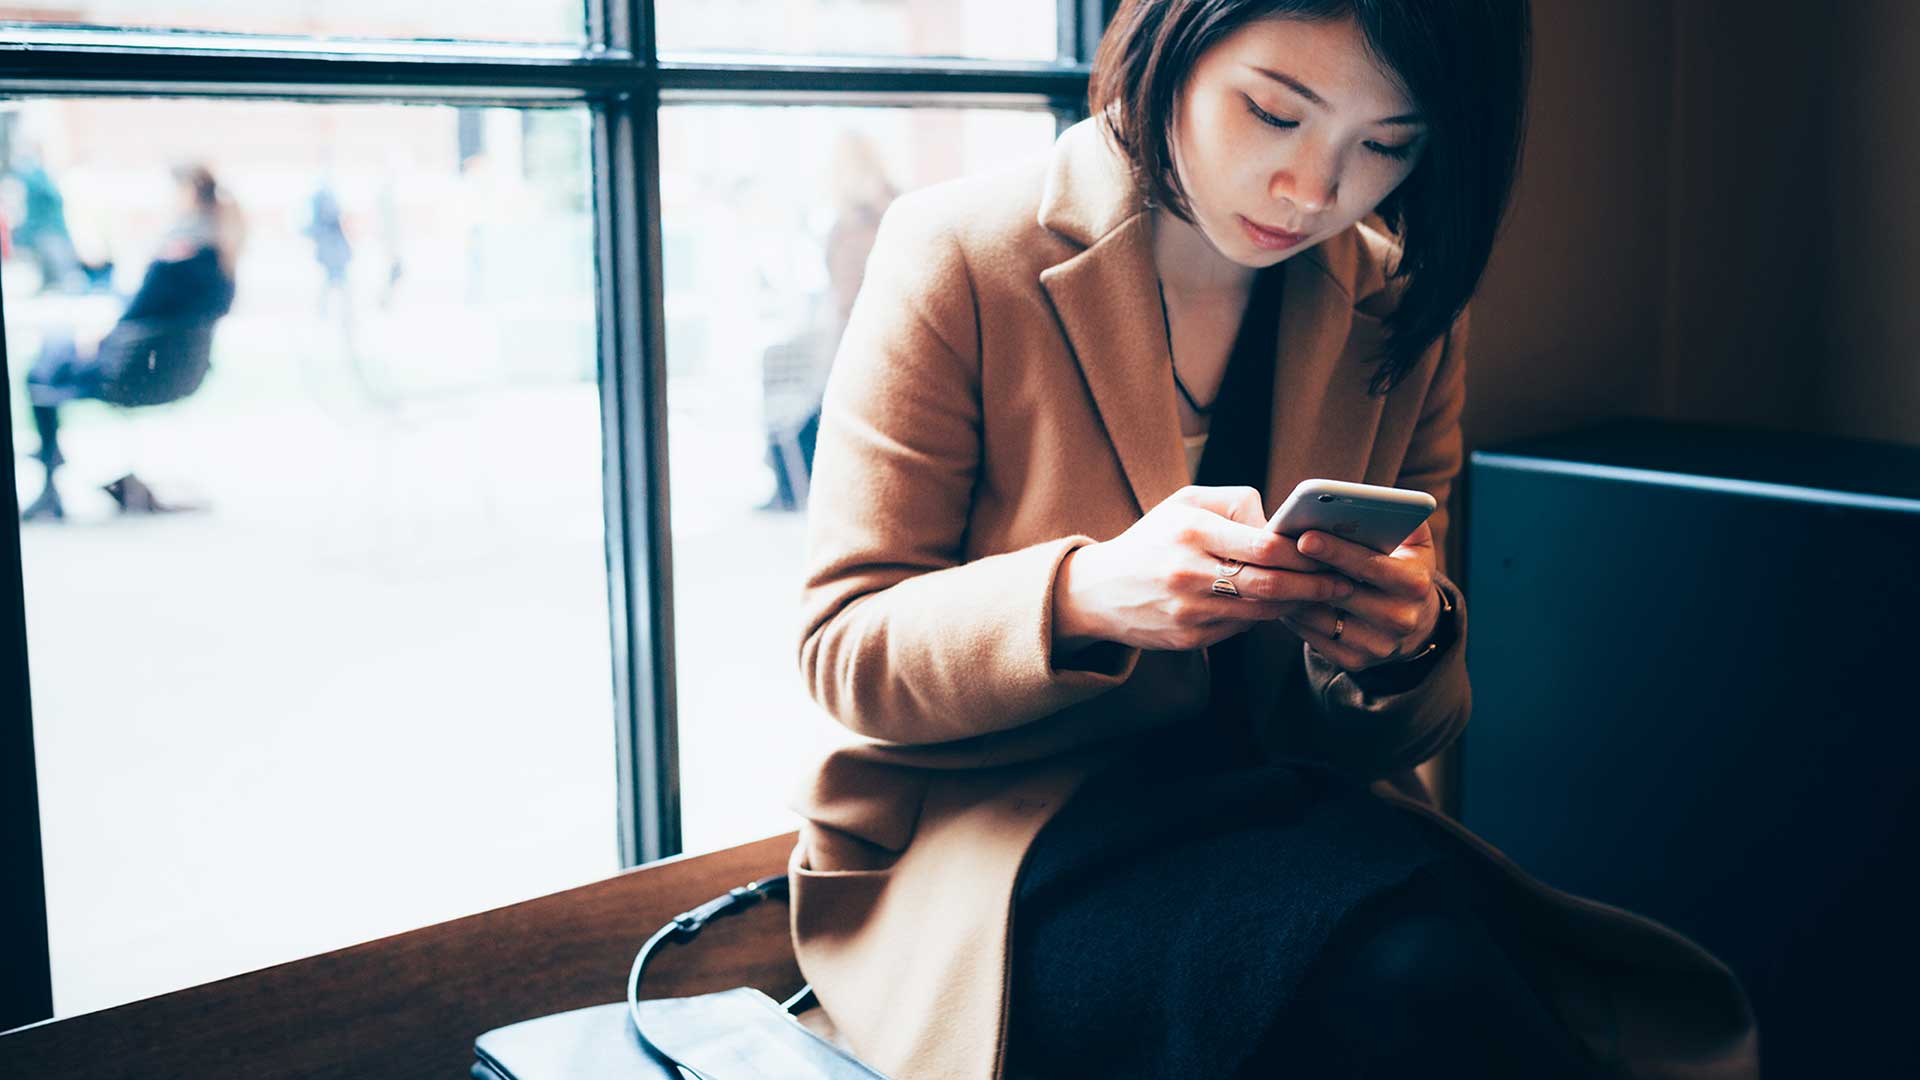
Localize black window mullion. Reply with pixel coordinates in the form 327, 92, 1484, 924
0, 281, 54, 1032
1060, 0, 1109, 65
2, 43, 1091, 103
632, 0, 655, 63
594, 83, 682, 868
655, 59, 1086, 99
0, 36, 640, 98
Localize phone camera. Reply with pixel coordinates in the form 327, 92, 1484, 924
1316, 494, 1335, 503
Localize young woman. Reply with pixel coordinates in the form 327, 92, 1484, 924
787, 2, 1756, 1077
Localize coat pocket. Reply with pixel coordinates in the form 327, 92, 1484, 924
789, 840, 891, 948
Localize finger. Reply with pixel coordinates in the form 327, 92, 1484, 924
1193, 600, 1297, 627
1317, 585, 1429, 641
1194, 513, 1323, 572
1224, 485, 1271, 529
1175, 486, 1306, 564
1283, 603, 1400, 663
1280, 611, 1380, 671
1294, 530, 1428, 598
1218, 564, 1357, 605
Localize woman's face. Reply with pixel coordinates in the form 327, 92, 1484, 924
1168, 14, 1427, 268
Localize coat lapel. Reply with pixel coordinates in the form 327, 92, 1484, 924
1038, 215, 1190, 516
1037, 117, 1374, 517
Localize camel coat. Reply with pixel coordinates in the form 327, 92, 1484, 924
787, 116, 1757, 1079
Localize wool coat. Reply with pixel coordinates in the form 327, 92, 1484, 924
787, 115, 1758, 1079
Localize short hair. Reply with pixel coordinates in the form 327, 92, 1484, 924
1090, 0, 1532, 394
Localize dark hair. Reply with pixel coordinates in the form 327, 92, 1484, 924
1091, 0, 1531, 394
172, 162, 220, 210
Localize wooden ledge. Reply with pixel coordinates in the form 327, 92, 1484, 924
0, 832, 801, 1079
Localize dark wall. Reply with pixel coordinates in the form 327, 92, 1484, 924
1466, 0, 1675, 451
1468, 0, 1913, 454
1824, 1, 1920, 446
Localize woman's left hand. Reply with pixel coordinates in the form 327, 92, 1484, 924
1278, 521, 1442, 674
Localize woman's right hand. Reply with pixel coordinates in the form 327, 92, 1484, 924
1052, 486, 1356, 654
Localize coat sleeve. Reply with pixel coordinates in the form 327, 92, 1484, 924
1294, 307, 1472, 780
797, 197, 1140, 746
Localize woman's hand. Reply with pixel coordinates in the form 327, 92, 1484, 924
1053, 485, 1357, 654
1279, 522, 1443, 673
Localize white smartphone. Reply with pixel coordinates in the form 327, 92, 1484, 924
1266, 479, 1436, 555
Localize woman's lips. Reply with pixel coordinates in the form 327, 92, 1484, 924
1239, 215, 1306, 251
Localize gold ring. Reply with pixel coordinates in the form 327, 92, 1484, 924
1210, 578, 1241, 598
1215, 557, 1245, 578
1331, 613, 1346, 640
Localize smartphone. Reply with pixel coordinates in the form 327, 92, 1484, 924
1266, 479, 1436, 555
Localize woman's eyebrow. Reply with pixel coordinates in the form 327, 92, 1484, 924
1248, 66, 1426, 126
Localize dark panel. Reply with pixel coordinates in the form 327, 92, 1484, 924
1463, 420, 1920, 1077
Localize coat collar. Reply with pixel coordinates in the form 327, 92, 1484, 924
1036, 116, 1384, 517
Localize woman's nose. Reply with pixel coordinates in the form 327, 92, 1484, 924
1270, 149, 1339, 219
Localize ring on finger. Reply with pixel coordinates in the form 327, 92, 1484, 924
1211, 578, 1242, 598
1330, 612, 1346, 641
1215, 557, 1245, 578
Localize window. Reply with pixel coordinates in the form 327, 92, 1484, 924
658, 104, 1060, 851
0, 0, 1101, 1030
5, 97, 609, 1014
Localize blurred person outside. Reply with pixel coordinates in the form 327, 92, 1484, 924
304, 177, 353, 324
19, 162, 244, 522
2, 148, 91, 293
375, 172, 405, 311
756, 130, 899, 513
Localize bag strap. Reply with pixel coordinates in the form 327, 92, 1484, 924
625, 876, 825, 1062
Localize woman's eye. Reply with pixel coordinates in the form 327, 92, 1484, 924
1242, 96, 1298, 130
1365, 140, 1417, 161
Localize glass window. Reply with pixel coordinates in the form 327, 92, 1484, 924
654, 0, 1060, 62
0, 0, 585, 46
657, 104, 1060, 854
3, 97, 612, 1016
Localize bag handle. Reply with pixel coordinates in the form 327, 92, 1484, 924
625, 875, 819, 1059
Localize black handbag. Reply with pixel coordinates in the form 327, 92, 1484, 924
472, 875, 888, 1080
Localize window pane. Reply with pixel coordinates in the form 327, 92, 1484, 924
659, 104, 1059, 854
655, 0, 1059, 61
0, 0, 584, 45
3, 98, 612, 1016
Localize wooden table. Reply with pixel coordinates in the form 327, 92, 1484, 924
0, 833, 801, 1079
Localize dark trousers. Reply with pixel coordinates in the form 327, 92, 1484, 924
24, 333, 104, 469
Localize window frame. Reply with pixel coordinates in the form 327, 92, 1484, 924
0, 0, 1110, 1033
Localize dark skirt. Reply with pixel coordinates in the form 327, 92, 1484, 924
1005, 737, 1520, 1079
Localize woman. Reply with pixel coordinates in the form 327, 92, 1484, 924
789, 2, 1756, 1077
21, 163, 242, 522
